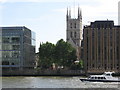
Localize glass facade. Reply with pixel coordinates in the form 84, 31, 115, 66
1, 26, 36, 69
31, 31, 36, 46
0, 27, 2, 69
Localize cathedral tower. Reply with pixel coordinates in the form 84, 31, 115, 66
66, 7, 82, 60
66, 7, 82, 48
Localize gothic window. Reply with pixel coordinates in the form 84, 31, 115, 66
70, 23, 72, 28
70, 32, 72, 37
74, 32, 77, 38
74, 23, 76, 28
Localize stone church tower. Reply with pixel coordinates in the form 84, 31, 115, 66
66, 7, 82, 60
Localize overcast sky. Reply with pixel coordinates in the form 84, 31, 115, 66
0, 0, 119, 52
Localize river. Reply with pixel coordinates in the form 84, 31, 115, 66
2, 76, 120, 89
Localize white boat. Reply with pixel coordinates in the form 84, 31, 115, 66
80, 72, 120, 82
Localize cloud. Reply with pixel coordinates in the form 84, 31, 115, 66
0, 0, 77, 3
53, 0, 119, 25
54, 0, 119, 16
0, 0, 7, 3
0, 0, 108, 3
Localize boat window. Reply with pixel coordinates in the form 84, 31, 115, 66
98, 77, 100, 79
95, 77, 97, 79
88, 76, 91, 79
103, 77, 106, 79
106, 74, 110, 76
101, 77, 104, 79
91, 77, 94, 79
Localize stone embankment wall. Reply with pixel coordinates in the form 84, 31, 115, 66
2, 69, 85, 76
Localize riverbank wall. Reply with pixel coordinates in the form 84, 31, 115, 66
2, 69, 120, 76
2, 69, 86, 76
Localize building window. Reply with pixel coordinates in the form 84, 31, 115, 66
70, 23, 72, 28
12, 51, 20, 58
104, 47, 107, 60
117, 47, 119, 60
105, 64, 107, 70
74, 23, 76, 28
12, 45, 20, 50
3, 37, 10, 43
110, 49, 112, 60
101, 24, 104, 28
92, 30, 94, 37
109, 23, 112, 29
70, 32, 72, 38
74, 32, 77, 38
92, 46, 94, 60
11, 63, 15, 65
117, 64, 119, 69
11, 37, 20, 43
2, 44, 11, 50
111, 64, 113, 70
2, 61, 9, 65
3, 51, 10, 58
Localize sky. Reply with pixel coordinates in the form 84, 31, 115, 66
0, 0, 120, 52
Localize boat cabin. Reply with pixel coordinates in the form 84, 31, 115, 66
103, 72, 114, 76
88, 72, 115, 80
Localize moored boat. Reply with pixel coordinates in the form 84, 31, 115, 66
80, 72, 120, 82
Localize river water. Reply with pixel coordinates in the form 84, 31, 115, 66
2, 76, 120, 89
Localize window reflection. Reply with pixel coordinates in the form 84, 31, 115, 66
31, 31, 36, 46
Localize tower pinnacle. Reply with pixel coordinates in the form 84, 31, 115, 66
69, 7, 71, 18
66, 7, 71, 20
78, 7, 82, 20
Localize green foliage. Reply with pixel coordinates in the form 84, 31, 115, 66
39, 42, 55, 69
70, 60, 83, 70
79, 60, 84, 68
54, 39, 77, 67
38, 39, 77, 69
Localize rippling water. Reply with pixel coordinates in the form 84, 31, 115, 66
2, 76, 120, 88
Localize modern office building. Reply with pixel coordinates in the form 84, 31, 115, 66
1, 26, 36, 69
66, 7, 82, 60
83, 20, 120, 73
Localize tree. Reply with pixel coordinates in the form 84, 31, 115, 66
38, 42, 55, 69
38, 39, 77, 69
54, 39, 77, 68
